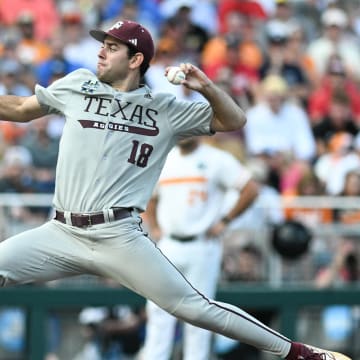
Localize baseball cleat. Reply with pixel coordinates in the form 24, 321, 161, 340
296, 343, 351, 360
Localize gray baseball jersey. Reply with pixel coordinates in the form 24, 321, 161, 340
35, 68, 213, 212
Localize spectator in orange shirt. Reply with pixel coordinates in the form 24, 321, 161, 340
283, 169, 334, 228
201, 12, 263, 73
15, 12, 52, 66
202, 35, 259, 107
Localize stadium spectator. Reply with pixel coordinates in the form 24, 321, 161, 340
0, 59, 32, 148
201, 12, 263, 74
334, 170, 360, 224
0, 145, 45, 224
35, 34, 81, 87
259, 20, 310, 105
283, 168, 334, 228
20, 115, 60, 195
306, 6, 360, 81
163, 2, 210, 65
314, 237, 359, 357
244, 74, 316, 172
281, 22, 316, 105
202, 35, 259, 108
159, 0, 218, 36
74, 304, 146, 360
311, 90, 359, 157
307, 54, 360, 126
101, 0, 162, 37
0, 59, 32, 97
60, 7, 99, 72
14, 11, 52, 66
314, 132, 360, 195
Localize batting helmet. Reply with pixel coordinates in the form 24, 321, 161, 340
271, 220, 312, 260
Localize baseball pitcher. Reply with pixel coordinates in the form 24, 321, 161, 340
0, 20, 350, 360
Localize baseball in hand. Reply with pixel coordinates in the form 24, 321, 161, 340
166, 66, 186, 85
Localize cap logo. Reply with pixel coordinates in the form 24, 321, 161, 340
128, 38, 138, 46
109, 21, 124, 30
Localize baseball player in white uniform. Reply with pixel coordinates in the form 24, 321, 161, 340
142, 136, 258, 360
0, 20, 350, 360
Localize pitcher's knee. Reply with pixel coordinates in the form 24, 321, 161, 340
172, 296, 207, 324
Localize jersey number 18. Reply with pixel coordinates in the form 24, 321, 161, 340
128, 140, 153, 168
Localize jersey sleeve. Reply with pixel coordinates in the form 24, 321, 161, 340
34, 69, 92, 115
166, 96, 214, 138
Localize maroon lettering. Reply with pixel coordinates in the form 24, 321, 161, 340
83, 96, 97, 112
129, 104, 143, 124
95, 97, 111, 116
145, 108, 158, 128
111, 99, 131, 120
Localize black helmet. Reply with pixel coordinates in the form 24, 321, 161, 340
271, 220, 312, 260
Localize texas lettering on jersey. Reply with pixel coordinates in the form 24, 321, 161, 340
78, 95, 159, 136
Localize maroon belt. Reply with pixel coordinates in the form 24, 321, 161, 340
54, 208, 132, 228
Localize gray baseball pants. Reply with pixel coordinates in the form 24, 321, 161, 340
0, 212, 291, 357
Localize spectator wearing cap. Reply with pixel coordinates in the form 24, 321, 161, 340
307, 54, 360, 125
244, 74, 316, 190
15, 11, 52, 66
258, 19, 309, 106
306, 6, 360, 81
35, 34, 82, 87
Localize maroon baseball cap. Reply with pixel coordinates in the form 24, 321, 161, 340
90, 20, 154, 73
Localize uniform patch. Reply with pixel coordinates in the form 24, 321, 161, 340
81, 80, 100, 94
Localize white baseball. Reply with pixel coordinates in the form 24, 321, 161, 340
166, 66, 186, 85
